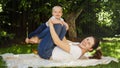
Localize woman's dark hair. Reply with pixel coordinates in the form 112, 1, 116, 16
89, 36, 102, 59
92, 36, 100, 50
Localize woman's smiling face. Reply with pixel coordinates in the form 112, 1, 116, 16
79, 36, 95, 51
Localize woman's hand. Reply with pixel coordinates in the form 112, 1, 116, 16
63, 22, 69, 30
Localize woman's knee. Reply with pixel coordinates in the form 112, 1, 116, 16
54, 24, 63, 29
62, 25, 67, 30
53, 24, 63, 35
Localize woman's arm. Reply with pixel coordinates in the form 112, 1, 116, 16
49, 21, 70, 53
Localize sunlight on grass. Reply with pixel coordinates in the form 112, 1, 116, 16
103, 37, 120, 41
0, 44, 37, 54
100, 41, 120, 59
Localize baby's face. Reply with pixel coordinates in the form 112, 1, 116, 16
52, 7, 63, 19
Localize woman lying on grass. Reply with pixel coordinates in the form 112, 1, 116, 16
25, 18, 102, 61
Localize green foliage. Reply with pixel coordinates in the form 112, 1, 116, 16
0, 31, 15, 39
0, 0, 120, 41
76, 0, 120, 37
96, 10, 113, 27
0, 30, 15, 45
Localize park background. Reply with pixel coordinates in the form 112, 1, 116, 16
0, 0, 120, 68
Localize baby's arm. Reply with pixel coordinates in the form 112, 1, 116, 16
48, 17, 63, 25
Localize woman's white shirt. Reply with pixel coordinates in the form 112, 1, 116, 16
51, 43, 82, 61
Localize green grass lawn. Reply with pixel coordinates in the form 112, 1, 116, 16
0, 41, 120, 68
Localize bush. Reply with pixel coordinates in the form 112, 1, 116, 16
0, 30, 15, 47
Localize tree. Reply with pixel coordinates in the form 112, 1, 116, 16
1, 0, 120, 42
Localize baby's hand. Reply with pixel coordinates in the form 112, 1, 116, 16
50, 17, 63, 25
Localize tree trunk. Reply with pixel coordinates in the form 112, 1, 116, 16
65, 9, 83, 38
66, 14, 77, 38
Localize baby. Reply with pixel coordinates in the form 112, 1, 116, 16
25, 6, 69, 44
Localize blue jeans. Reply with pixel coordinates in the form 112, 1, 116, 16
28, 23, 47, 39
38, 24, 67, 59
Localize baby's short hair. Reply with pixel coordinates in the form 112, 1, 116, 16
52, 6, 63, 11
